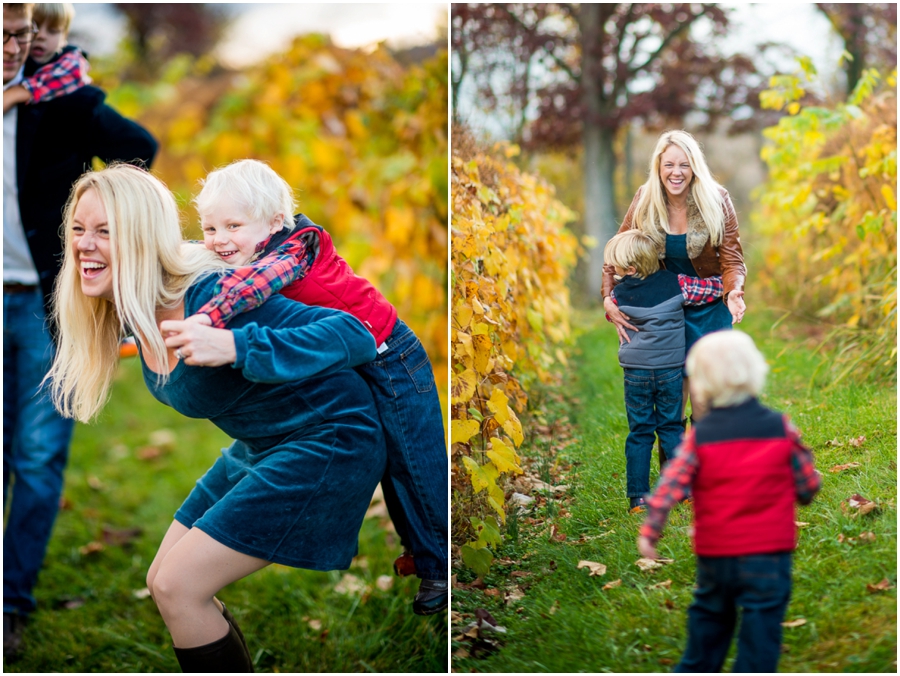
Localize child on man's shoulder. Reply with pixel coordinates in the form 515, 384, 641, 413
3, 3, 90, 113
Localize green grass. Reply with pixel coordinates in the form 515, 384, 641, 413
9, 357, 446, 673
452, 307, 896, 673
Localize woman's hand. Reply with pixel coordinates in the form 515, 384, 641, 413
726, 289, 746, 324
637, 536, 657, 560
604, 295, 638, 344
160, 318, 236, 367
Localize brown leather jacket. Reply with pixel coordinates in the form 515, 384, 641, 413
602, 186, 746, 300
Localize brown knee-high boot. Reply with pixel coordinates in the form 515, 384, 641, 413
173, 618, 253, 673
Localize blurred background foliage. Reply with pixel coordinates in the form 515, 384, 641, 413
87, 8, 449, 415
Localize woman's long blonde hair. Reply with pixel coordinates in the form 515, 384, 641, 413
633, 130, 725, 249
47, 164, 228, 422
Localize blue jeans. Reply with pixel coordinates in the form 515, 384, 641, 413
623, 367, 684, 498
3, 288, 75, 616
676, 552, 793, 673
355, 320, 448, 580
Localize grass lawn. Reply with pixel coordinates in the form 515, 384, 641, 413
8, 356, 446, 673
452, 306, 896, 672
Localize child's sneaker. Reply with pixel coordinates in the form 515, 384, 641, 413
628, 497, 647, 514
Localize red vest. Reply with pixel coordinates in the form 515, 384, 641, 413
283, 226, 398, 345
692, 436, 797, 557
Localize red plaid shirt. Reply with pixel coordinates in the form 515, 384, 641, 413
22, 47, 91, 104
195, 235, 316, 328
640, 418, 822, 545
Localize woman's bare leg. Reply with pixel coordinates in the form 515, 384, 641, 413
149, 527, 269, 648
146, 520, 190, 592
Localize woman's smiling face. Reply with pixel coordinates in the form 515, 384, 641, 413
659, 144, 693, 199
71, 188, 114, 301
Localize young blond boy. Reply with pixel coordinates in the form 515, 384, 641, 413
167, 160, 449, 614
604, 230, 724, 512
638, 331, 822, 672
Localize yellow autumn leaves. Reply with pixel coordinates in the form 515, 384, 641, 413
451, 145, 578, 569
756, 63, 897, 381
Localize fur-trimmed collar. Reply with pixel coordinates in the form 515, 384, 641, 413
683, 191, 709, 259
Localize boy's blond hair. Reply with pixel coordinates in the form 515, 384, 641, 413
195, 159, 296, 231
686, 330, 768, 409
34, 3, 74, 34
603, 229, 660, 279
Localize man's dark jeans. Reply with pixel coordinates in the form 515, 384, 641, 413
622, 367, 683, 498
676, 552, 793, 673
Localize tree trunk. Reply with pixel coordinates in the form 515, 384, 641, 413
580, 5, 619, 301
583, 125, 618, 299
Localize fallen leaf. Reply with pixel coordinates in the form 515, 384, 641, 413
848, 435, 866, 447
781, 618, 807, 628
87, 476, 105, 491
453, 647, 470, 658
148, 428, 177, 449
837, 533, 847, 543
795, 521, 810, 527
101, 526, 143, 546
475, 608, 498, 627
636, 557, 674, 571
659, 658, 674, 666
858, 532, 876, 543
375, 575, 393, 591
333, 574, 366, 595
602, 579, 622, 591
825, 438, 844, 447
450, 611, 462, 624
866, 578, 895, 593
505, 588, 525, 604
139, 445, 167, 461
55, 597, 86, 610
510, 571, 532, 579
664, 598, 676, 609
829, 462, 861, 473
643, 644, 652, 651
549, 600, 559, 615
132, 588, 152, 599
650, 579, 673, 590
79, 541, 104, 555
307, 618, 322, 631
483, 588, 501, 597
848, 493, 878, 516
577, 560, 607, 577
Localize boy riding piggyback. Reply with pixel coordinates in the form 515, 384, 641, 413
168, 160, 448, 615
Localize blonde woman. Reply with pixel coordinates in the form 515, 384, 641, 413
603, 130, 747, 436
47, 164, 386, 672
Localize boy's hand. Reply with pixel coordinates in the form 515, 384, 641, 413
183, 313, 213, 327
637, 536, 657, 560
161, 319, 235, 367
3, 85, 32, 114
